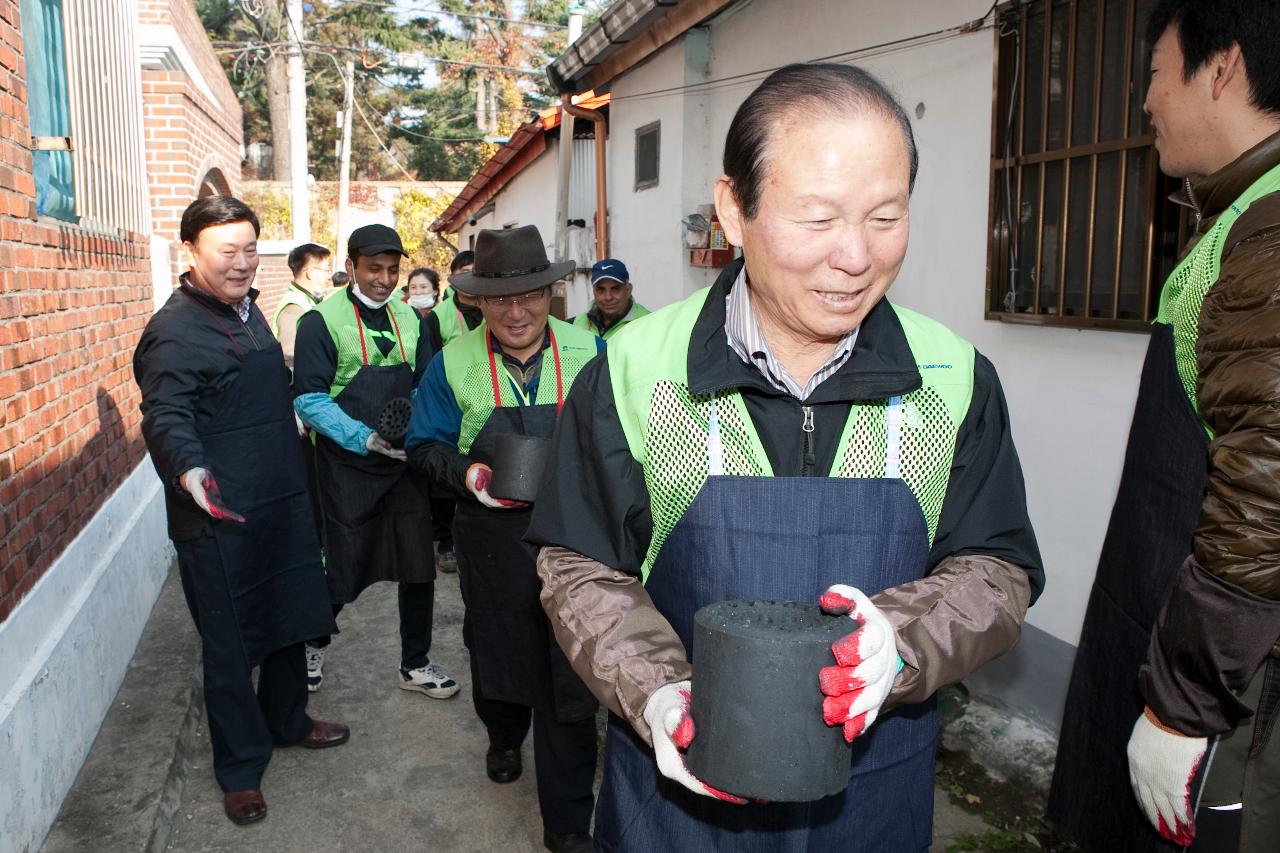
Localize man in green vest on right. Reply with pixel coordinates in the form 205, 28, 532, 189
571, 258, 649, 340
1051, 3, 1280, 852
526, 64, 1044, 852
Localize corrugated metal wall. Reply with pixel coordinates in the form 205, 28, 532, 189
567, 136, 598, 225
62, 0, 150, 235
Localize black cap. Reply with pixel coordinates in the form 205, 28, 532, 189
347, 224, 408, 259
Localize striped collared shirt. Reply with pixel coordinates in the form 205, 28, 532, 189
724, 268, 858, 399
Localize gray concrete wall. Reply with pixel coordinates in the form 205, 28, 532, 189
0, 463, 172, 853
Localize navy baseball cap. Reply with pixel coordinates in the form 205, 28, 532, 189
591, 258, 629, 285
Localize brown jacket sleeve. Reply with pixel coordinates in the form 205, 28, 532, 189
538, 545, 692, 745
873, 555, 1031, 708
538, 546, 1030, 738
1194, 197, 1280, 604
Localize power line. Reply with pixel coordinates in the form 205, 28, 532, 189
323, 0, 569, 31
214, 39, 543, 75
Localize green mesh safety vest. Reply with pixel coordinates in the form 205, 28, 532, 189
572, 301, 651, 340
272, 282, 316, 336
312, 289, 421, 398
608, 288, 976, 581
443, 316, 599, 454
432, 295, 473, 345
1154, 161, 1280, 436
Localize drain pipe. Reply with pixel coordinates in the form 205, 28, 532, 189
553, 6, 585, 265
562, 97, 608, 260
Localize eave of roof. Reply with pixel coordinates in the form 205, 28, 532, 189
429, 91, 610, 235
547, 0, 736, 95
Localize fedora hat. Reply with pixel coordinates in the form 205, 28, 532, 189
449, 225, 574, 297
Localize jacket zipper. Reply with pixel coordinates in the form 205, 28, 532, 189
801, 405, 816, 476
1185, 176, 1201, 225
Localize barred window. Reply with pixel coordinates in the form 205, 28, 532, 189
986, 0, 1191, 331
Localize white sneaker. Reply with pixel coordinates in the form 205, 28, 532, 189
399, 662, 460, 699
305, 644, 326, 693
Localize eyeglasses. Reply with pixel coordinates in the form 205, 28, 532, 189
482, 288, 550, 309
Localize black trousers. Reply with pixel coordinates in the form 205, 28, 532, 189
430, 495, 455, 548
175, 538, 312, 792
469, 651, 597, 834
311, 581, 435, 672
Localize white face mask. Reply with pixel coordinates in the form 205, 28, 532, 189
409, 294, 436, 310
352, 286, 394, 310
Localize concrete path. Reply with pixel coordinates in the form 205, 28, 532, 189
42, 567, 991, 853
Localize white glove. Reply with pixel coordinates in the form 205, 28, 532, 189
295, 412, 308, 438
641, 680, 746, 804
365, 431, 406, 461
179, 467, 245, 523
465, 463, 527, 509
818, 584, 900, 741
1127, 707, 1207, 847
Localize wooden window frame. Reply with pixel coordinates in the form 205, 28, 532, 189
985, 0, 1191, 332
634, 121, 660, 191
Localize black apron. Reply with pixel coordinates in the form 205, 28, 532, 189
1048, 324, 1208, 852
451, 346, 597, 721
595, 396, 937, 853
182, 292, 334, 665
314, 304, 434, 604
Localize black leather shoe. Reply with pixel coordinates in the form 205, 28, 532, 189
299, 719, 350, 749
543, 829, 593, 853
485, 747, 522, 783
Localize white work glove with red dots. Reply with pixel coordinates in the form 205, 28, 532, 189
642, 680, 746, 804
818, 584, 901, 742
1127, 706, 1207, 847
365, 431, 406, 461
180, 467, 246, 523
464, 463, 527, 509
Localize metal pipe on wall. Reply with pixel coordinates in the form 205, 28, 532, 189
562, 99, 608, 260
553, 7, 585, 263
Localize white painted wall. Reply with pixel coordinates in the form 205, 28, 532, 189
458, 137, 606, 316
607, 38, 720, 309
0, 462, 172, 853
602, 0, 1149, 649
459, 141, 561, 254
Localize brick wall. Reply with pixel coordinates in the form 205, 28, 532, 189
141, 0, 244, 279
254, 255, 294, 324
0, 0, 153, 623
138, 0, 239, 111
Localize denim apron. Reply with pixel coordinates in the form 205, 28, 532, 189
595, 396, 938, 853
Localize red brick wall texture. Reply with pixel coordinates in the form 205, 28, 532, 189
0, 0, 243, 623
140, 0, 244, 276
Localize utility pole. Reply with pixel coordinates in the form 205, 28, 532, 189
553, 4, 585, 264
286, 0, 310, 242
334, 58, 355, 269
